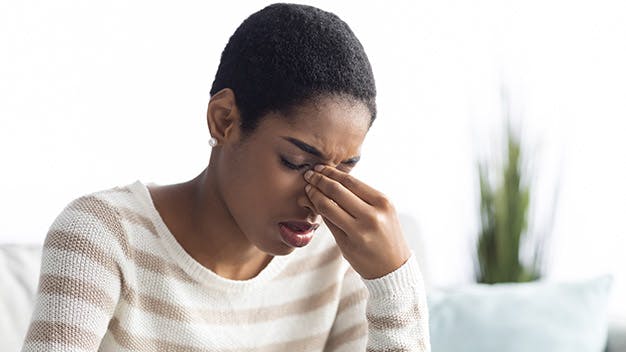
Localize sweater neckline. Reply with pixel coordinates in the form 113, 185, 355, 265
127, 180, 290, 291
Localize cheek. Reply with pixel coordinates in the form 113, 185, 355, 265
222, 155, 298, 207
276, 170, 306, 198
263, 166, 307, 200
254, 166, 310, 215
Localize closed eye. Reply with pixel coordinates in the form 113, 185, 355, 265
280, 156, 310, 171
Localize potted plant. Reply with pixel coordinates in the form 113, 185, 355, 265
474, 108, 558, 284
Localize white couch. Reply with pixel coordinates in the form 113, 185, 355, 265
2, 215, 625, 352
1, 244, 42, 352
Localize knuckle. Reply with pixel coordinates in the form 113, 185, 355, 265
375, 195, 392, 210
362, 211, 387, 229
361, 212, 378, 226
327, 182, 342, 196
371, 212, 386, 227
317, 200, 333, 214
340, 175, 354, 188
310, 172, 322, 186
374, 212, 389, 226
318, 166, 331, 176
307, 186, 319, 200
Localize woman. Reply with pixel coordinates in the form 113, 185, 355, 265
22, 3, 430, 351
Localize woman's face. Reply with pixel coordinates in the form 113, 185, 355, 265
216, 96, 371, 256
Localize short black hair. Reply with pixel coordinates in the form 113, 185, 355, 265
210, 3, 377, 135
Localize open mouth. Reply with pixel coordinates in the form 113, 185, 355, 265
278, 221, 320, 247
281, 221, 318, 233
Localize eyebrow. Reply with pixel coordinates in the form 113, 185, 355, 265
281, 136, 361, 164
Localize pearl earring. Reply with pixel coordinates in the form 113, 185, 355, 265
209, 137, 218, 147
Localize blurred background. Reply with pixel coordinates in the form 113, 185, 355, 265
1, 0, 625, 325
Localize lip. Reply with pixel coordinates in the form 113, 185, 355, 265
278, 221, 320, 248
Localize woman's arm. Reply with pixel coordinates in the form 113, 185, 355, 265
305, 165, 431, 351
362, 255, 430, 351
323, 256, 430, 352
22, 196, 125, 351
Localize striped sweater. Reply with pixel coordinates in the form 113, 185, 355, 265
22, 181, 431, 351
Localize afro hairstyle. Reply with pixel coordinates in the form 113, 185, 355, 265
209, 3, 377, 134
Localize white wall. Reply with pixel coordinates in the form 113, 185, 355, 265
1, 0, 625, 317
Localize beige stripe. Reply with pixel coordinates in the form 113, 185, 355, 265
24, 321, 101, 350
134, 248, 195, 284
117, 205, 159, 237
276, 245, 342, 279
67, 195, 132, 258
420, 338, 427, 351
120, 285, 190, 322
99, 186, 160, 239
324, 322, 368, 350
120, 281, 341, 324
366, 347, 411, 352
45, 227, 193, 285
108, 318, 206, 352
58, 196, 196, 284
109, 317, 329, 352
367, 304, 421, 330
114, 202, 196, 284
38, 274, 117, 312
337, 288, 368, 313
205, 281, 340, 324
44, 228, 119, 276
233, 331, 328, 352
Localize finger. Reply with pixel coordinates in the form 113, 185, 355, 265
321, 215, 348, 243
305, 183, 355, 234
304, 169, 370, 218
313, 165, 383, 206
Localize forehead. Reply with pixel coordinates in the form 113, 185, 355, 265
258, 97, 371, 159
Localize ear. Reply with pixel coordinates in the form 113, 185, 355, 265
207, 88, 241, 145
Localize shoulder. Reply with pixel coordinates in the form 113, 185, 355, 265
44, 182, 148, 257
55, 181, 155, 229
53, 185, 132, 231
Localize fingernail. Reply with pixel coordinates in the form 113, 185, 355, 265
314, 164, 324, 172
305, 184, 312, 192
304, 170, 313, 180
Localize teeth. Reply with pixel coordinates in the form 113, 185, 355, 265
287, 223, 306, 232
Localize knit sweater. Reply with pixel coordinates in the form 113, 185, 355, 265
22, 181, 431, 351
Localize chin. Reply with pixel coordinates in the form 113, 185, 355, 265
261, 243, 297, 257
248, 226, 300, 256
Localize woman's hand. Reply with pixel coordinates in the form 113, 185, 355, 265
304, 164, 412, 279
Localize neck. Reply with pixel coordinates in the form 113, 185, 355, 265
162, 167, 272, 280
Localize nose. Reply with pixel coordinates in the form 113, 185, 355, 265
297, 189, 320, 222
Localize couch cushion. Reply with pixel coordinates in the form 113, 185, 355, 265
608, 318, 626, 352
0, 244, 42, 352
428, 276, 612, 352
